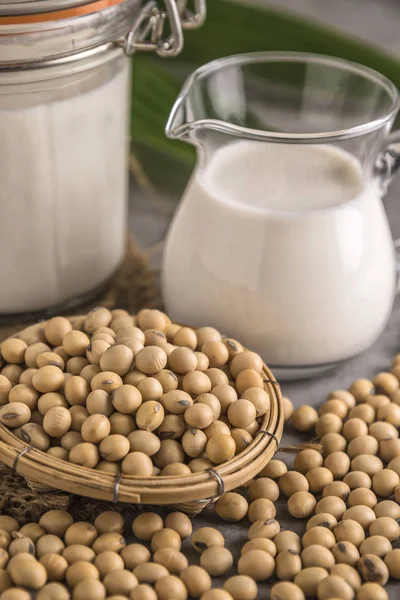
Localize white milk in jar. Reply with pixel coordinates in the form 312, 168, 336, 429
0, 0, 206, 315
0, 52, 130, 314
163, 141, 396, 366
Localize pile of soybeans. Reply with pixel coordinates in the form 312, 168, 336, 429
0, 307, 400, 599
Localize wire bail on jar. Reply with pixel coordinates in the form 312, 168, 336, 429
178, 0, 207, 30
123, 0, 207, 58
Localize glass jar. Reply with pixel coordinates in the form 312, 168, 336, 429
0, 0, 206, 317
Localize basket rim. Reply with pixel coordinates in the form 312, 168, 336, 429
0, 316, 284, 505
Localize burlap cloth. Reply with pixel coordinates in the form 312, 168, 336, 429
0, 235, 163, 522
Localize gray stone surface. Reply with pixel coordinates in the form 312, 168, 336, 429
245, 0, 400, 55
128, 1, 400, 596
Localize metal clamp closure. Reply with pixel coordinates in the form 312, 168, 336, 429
123, 0, 206, 58
177, 0, 207, 29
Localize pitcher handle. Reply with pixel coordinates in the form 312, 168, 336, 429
377, 130, 400, 294
375, 129, 400, 192
393, 238, 400, 296
374, 130, 400, 292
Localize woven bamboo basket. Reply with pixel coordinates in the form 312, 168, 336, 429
0, 319, 284, 515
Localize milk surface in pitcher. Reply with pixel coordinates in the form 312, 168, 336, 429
163, 141, 396, 366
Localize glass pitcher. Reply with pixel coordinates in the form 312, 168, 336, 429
162, 52, 400, 380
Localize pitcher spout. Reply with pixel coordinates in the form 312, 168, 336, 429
165, 93, 214, 142
166, 92, 245, 145
165, 58, 246, 144
165, 96, 191, 141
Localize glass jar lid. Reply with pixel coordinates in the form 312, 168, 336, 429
0, 0, 207, 68
0, 0, 141, 66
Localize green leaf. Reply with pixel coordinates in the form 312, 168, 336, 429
179, 0, 400, 83
131, 58, 193, 164
131, 0, 400, 196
